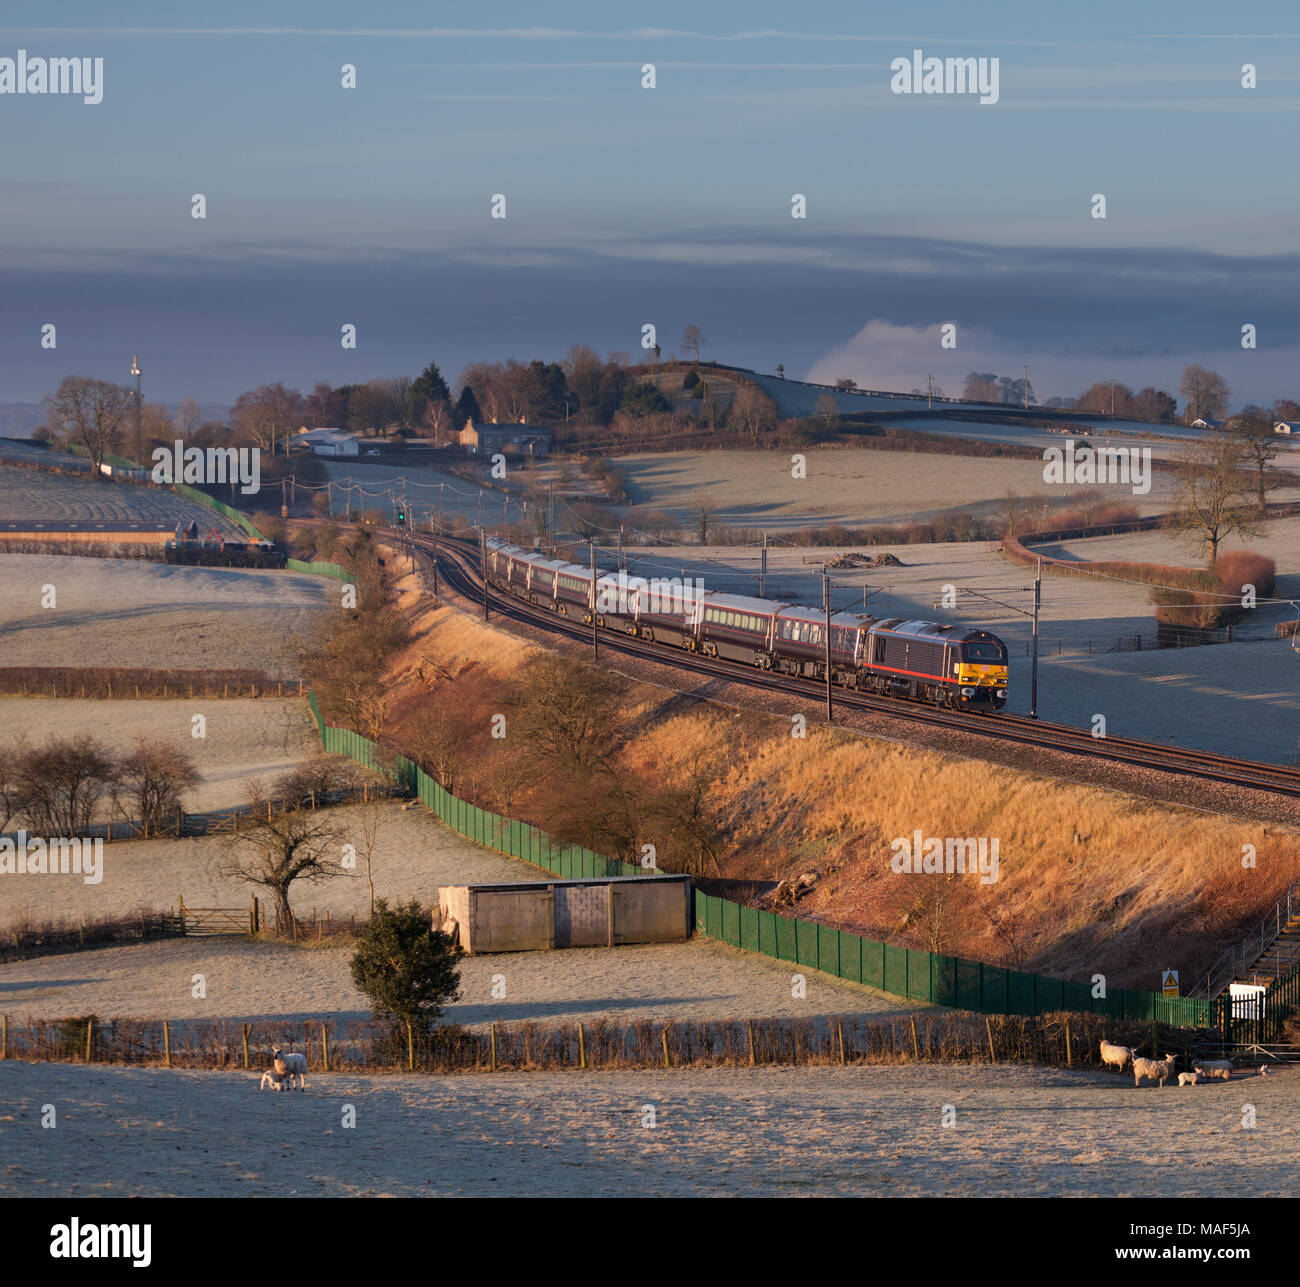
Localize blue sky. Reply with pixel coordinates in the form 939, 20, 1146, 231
2, 1, 1299, 407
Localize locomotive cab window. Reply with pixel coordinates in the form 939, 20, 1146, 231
963, 641, 1006, 663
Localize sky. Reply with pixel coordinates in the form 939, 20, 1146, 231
2, 1, 1299, 410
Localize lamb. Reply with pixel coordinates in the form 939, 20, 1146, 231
260, 1069, 286, 1091
272, 1048, 308, 1091
1177, 1071, 1200, 1086
1192, 1059, 1233, 1082
1132, 1053, 1177, 1088
1099, 1039, 1134, 1072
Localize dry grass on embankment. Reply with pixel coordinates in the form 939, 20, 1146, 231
367, 567, 1300, 992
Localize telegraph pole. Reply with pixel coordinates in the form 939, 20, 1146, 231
759, 531, 767, 598
1031, 558, 1041, 719
590, 537, 599, 658
480, 527, 488, 622
432, 531, 439, 598
823, 567, 833, 723
1023, 365, 1030, 411
926, 371, 933, 410
548, 481, 555, 557
130, 355, 143, 469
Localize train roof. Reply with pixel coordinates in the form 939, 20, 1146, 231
703, 592, 787, 615
872, 618, 1004, 645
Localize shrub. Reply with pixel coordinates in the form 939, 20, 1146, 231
349, 899, 462, 1038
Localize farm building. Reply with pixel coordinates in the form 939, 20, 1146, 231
436, 874, 691, 954
1275, 421, 1296, 435
457, 419, 552, 458
295, 428, 360, 457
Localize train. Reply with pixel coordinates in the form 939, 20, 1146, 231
164, 522, 285, 569
484, 539, 1009, 712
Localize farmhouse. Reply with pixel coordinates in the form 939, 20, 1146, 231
1275, 421, 1296, 435
458, 419, 552, 458
1190, 417, 1224, 430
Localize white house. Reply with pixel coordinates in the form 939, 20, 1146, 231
1275, 421, 1296, 435
1191, 417, 1224, 430
296, 427, 360, 457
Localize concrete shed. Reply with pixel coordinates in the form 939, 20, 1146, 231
436, 874, 692, 954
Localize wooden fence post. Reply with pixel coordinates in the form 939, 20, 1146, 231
838, 1021, 846, 1065
985, 1016, 996, 1064
1064, 1018, 1072, 1067
407, 1020, 414, 1071
1, 1014, 7, 1060
747, 1019, 755, 1067
163, 1021, 171, 1067
578, 1022, 586, 1070
490, 1023, 497, 1071
242, 1024, 250, 1069
85, 1019, 94, 1064
321, 1022, 329, 1072
910, 1015, 920, 1061
661, 1027, 670, 1070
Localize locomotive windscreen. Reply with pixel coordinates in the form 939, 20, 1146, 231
963, 641, 1006, 662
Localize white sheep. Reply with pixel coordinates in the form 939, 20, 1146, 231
1099, 1039, 1134, 1072
260, 1069, 286, 1091
273, 1048, 309, 1091
1133, 1053, 1177, 1087
1192, 1059, 1232, 1082
1177, 1071, 1199, 1086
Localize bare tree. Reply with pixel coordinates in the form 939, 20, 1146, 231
512, 655, 626, 781
44, 377, 134, 474
1227, 407, 1282, 510
219, 765, 356, 930
114, 740, 200, 837
1179, 365, 1230, 424
424, 397, 452, 447
174, 396, 203, 438
409, 699, 471, 797
350, 796, 385, 920
814, 392, 839, 431
230, 382, 304, 455
680, 324, 706, 363
695, 493, 719, 545
729, 383, 779, 440
1167, 435, 1262, 564
8, 736, 116, 835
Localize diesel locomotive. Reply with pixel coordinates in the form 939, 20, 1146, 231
485, 539, 1009, 711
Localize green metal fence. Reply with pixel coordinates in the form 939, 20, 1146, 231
286, 558, 350, 579
694, 891, 1214, 1025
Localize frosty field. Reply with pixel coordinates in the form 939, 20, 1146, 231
1, 1061, 1292, 1198
0, 555, 330, 675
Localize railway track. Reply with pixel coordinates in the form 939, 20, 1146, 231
409, 531, 1300, 803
